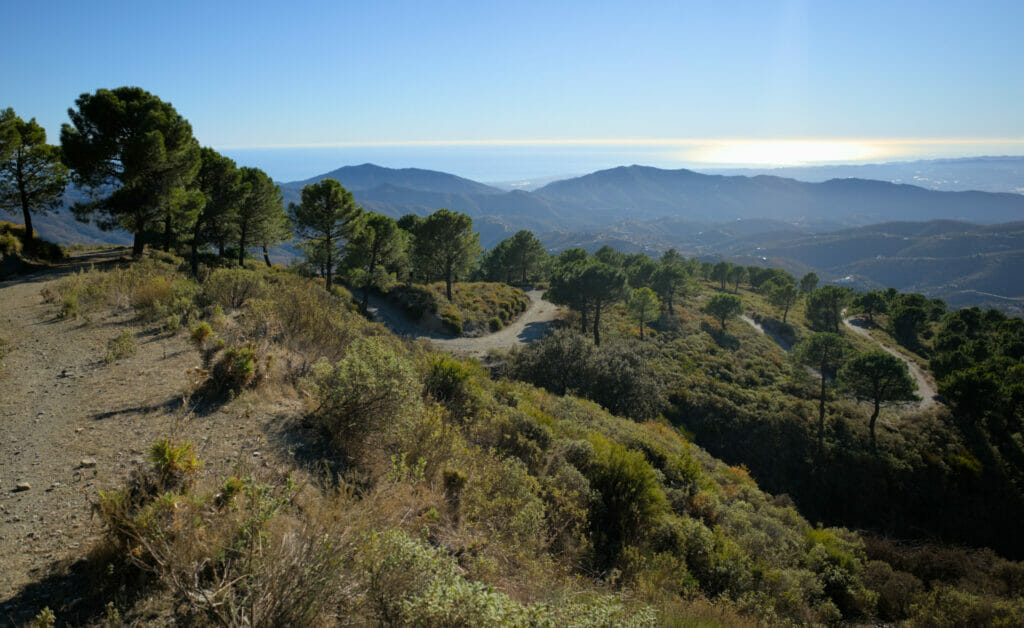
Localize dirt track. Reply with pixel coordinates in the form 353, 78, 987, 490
842, 315, 938, 407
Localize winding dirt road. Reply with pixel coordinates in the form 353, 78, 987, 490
366, 289, 559, 358
740, 310, 938, 408
841, 315, 938, 407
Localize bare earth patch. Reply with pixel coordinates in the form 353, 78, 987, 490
0, 252, 298, 609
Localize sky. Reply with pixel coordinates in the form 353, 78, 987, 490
5, 1, 1024, 181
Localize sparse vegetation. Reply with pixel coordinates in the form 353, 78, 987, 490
104, 329, 137, 363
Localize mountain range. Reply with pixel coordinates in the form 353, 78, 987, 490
11, 160, 1024, 311
282, 162, 1024, 228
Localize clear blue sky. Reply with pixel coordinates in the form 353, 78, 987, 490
5, 0, 1024, 176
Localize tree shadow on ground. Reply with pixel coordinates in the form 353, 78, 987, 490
0, 546, 156, 627
701, 321, 740, 349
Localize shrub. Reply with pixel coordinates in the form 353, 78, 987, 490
509, 330, 667, 420
424, 354, 474, 407
440, 305, 463, 335
308, 337, 420, 457
0, 231, 23, 256
582, 434, 668, 566
212, 342, 262, 392
104, 330, 138, 363
203, 267, 269, 309
148, 439, 201, 488
489, 316, 503, 332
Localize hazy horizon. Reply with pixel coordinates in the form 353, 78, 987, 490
8, 2, 1024, 178
221, 144, 1024, 186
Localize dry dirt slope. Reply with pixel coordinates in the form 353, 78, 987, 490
0, 252, 289, 617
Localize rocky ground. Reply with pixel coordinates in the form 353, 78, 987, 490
0, 251, 301, 620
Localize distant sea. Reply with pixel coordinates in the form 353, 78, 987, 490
219, 145, 702, 185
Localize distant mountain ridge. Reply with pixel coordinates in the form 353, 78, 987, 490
280, 162, 1024, 236
12, 161, 1024, 310
703, 155, 1024, 194
286, 162, 502, 196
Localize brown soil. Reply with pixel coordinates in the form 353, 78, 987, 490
0, 250, 300, 615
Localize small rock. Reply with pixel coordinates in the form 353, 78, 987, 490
252, 451, 261, 457
79, 458, 97, 469
75, 427, 84, 433
14, 482, 30, 492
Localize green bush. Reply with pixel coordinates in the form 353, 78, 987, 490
489, 316, 503, 332
509, 330, 667, 420
203, 267, 270, 309
583, 433, 668, 566
0, 231, 22, 256
424, 354, 474, 407
308, 337, 420, 457
104, 330, 138, 363
440, 305, 463, 335
212, 343, 261, 391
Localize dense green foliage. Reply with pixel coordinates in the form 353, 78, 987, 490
390, 281, 529, 336
480, 229, 547, 284
410, 208, 482, 301
289, 177, 361, 289
61, 87, 201, 256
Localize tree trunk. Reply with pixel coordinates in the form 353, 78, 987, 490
20, 201, 34, 242
580, 307, 588, 334
238, 228, 247, 267
818, 373, 827, 454
262, 245, 272, 267
869, 400, 881, 451
639, 318, 644, 340
783, 302, 790, 323
446, 275, 454, 302
191, 220, 202, 277
132, 231, 145, 257
218, 241, 225, 258
163, 214, 172, 252
593, 305, 602, 346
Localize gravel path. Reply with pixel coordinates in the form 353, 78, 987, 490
366, 289, 559, 358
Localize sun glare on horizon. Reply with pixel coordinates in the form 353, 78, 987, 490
688, 139, 888, 166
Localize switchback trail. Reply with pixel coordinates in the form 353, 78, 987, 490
741, 311, 937, 408
842, 314, 939, 407
365, 289, 559, 358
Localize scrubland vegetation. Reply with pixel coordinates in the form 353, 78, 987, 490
11, 244, 1023, 627
390, 281, 530, 335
